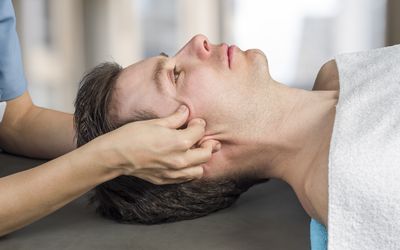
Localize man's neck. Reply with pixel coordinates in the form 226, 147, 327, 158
225, 80, 338, 222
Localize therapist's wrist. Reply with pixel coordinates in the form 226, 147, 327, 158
76, 137, 126, 180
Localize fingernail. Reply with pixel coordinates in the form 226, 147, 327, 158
196, 119, 206, 126
213, 143, 221, 152
178, 105, 188, 113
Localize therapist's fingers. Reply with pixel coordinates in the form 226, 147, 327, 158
146, 166, 204, 185
199, 139, 221, 153
154, 105, 189, 129
166, 165, 204, 181
175, 118, 206, 150
183, 140, 221, 167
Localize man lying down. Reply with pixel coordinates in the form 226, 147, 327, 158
74, 35, 400, 249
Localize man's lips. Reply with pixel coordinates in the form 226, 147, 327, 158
227, 45, 235, 69
221, 43, 236, 69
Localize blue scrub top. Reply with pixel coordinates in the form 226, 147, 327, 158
0, 0, 27, 102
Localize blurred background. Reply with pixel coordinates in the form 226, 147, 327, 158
1, 0, 399, 116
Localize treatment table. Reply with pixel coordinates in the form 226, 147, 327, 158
0, 151, 310, 250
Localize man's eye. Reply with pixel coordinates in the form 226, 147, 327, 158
173, 66, 180, 83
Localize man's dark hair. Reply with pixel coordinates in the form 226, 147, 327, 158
74, 62, 264, 224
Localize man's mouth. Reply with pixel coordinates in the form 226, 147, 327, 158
221, 43, 236, 69
227, 45, 235, 69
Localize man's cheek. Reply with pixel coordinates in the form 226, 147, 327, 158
146, 94, 181, 118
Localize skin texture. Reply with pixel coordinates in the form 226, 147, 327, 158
110, 34, 340, 226
307, 60, 339, 225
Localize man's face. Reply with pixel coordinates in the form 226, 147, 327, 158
111, 34, 271, 178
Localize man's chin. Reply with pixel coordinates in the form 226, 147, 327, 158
245, 48, 267, 60
245, 49, 269, 69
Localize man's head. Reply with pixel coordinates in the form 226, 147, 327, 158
74, 34, 271, 224
109, 34, 273, 178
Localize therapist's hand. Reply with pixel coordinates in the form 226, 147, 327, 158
97, 105, 220, 185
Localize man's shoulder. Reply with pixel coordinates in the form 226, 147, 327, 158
312, 60, 339, 91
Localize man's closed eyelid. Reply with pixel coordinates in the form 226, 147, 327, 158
156, 53, 181, 87
168, 69, 175, 85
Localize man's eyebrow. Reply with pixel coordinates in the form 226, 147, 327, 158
153, 56, 168, 93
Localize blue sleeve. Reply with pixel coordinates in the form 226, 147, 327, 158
0, 0, 27, 102
310, 218, 328, 250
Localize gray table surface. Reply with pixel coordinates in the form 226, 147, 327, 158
0, 152, 310, 250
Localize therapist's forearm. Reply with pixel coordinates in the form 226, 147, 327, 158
0, 92, 76, 159
0, 142, 122, 237
14, 106, 76, 158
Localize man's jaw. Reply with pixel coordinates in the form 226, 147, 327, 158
201, 81, 302, 181
201, 120, 284, 180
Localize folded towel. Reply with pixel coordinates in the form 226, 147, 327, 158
310, 219, 327, 250
328, 44, 400, 249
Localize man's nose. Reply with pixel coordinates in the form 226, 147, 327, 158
189, 34, 211, 60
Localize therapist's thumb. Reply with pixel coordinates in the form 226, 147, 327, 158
156, 105, 189, 129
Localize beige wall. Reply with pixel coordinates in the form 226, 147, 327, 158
11, 0, 141, 113
83, 0, 142, 68
177, 0, 220, 46
13, 0, 85, 112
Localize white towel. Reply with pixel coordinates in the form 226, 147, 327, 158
328, 44, 400, 250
